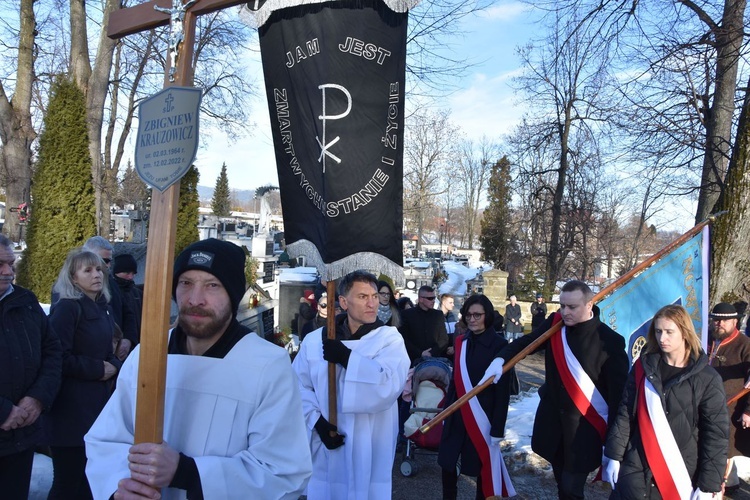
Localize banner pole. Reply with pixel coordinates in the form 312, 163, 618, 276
326, 280, 338, 431
419, 216, 718, 434
727, 387, 750, 406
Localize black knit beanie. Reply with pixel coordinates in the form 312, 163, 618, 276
113, 254, 138, 275
173, 239, 246, 314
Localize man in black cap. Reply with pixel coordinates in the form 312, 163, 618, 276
85, 238, 312, 499
113, 253, 143, 346
530, 293, 547, 330
707, 301, 750, 492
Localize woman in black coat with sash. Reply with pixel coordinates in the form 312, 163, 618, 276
46, 248, 122, 499
438, 294, 514, 500
604, 304, 728, 499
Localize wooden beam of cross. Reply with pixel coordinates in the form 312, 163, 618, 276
108, 0, 248, 445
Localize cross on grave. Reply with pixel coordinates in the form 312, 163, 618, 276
108, 0, 250, 445
163, 92, 175, 112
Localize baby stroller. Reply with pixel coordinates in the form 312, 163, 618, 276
400, 357, 452, 477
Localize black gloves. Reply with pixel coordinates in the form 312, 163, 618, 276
315, 416, 345, 450
323, 338, 351, 368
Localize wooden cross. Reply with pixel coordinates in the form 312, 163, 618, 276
108, 0, 249, 445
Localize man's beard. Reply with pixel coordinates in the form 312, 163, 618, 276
712, 326, 733, 341
179, 305, 232, 339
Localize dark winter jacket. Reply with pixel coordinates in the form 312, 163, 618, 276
399, 306, 449, 363
45, 295, 122, 447
605, 352, 729, 497
108, 275, 138, 346
497, 313, 629, 472
0, 285, 62, 457
301, 314, 327, 341
530, 301, 548, 329
504, 303, 523, 334
52, 276, 138, 347
113, 275, 143, 346
438, 327, 512, 476
708, 330, 750, 457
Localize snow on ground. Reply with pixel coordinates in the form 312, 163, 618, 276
438, 261, 487, 297
501, 390, 750, 480
278, 266, 319, 284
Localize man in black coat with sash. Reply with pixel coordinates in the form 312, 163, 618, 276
483, 280, 629, 499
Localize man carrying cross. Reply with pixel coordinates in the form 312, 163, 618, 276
85, 239, 312, 499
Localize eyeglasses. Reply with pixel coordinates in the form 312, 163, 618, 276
102, 258, 112, 264
378, 291, 391, 296
318, 303, 327, 308
465, 312, 485, 320
420, 296, 436, 301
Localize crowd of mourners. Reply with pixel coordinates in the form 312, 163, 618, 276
2, 234, 749, 500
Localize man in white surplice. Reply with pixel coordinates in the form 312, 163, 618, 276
84, 239, 312, 499
293, 270, 410, 500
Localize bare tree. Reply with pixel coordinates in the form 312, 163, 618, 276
404, 0, 494, 97
711, 72, 750, 302
0, 0, 37, 242
511, 4, 619, 291
68, 0, 120, 235
403, 108, 458, 251
456, 136, 497, 249
69, 1, 257, 235
604, 0, 746, 223
521, 0, 749, 304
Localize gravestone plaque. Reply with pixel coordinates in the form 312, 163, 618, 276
135, 86, 202, 192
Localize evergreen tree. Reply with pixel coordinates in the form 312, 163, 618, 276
175, 165, 200, 256
211, 162, 231, 217
479, 156, 513, 270
119, 159, 149, 209
17, 76, 96, 301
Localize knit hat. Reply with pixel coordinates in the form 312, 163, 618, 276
113, 254, 138, 275
173, 239, 246, 314
709, 302, 741, 320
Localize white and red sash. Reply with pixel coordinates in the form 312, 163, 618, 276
549, 320, 608, 440
634, 359, 693, 499
455, 336, 516, 498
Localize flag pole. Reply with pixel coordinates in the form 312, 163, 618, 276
727, 387, 750, 406
326, 280, 338, 431
420, 216, 718, 434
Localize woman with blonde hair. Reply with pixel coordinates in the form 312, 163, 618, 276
45, 248, 122, 499
603, 304, 728, 499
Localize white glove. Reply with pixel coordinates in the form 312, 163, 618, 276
690, 489, 716, 499
480, 358, 505, 384
490, 436, 502, 447
602, 456, 620, 489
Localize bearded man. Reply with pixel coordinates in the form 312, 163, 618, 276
85, 239, 312, 499
707, 302, 750, 492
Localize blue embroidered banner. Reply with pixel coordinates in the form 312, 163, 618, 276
598, 226, 710, 363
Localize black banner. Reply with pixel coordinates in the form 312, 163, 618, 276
257, 0, 406, 280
